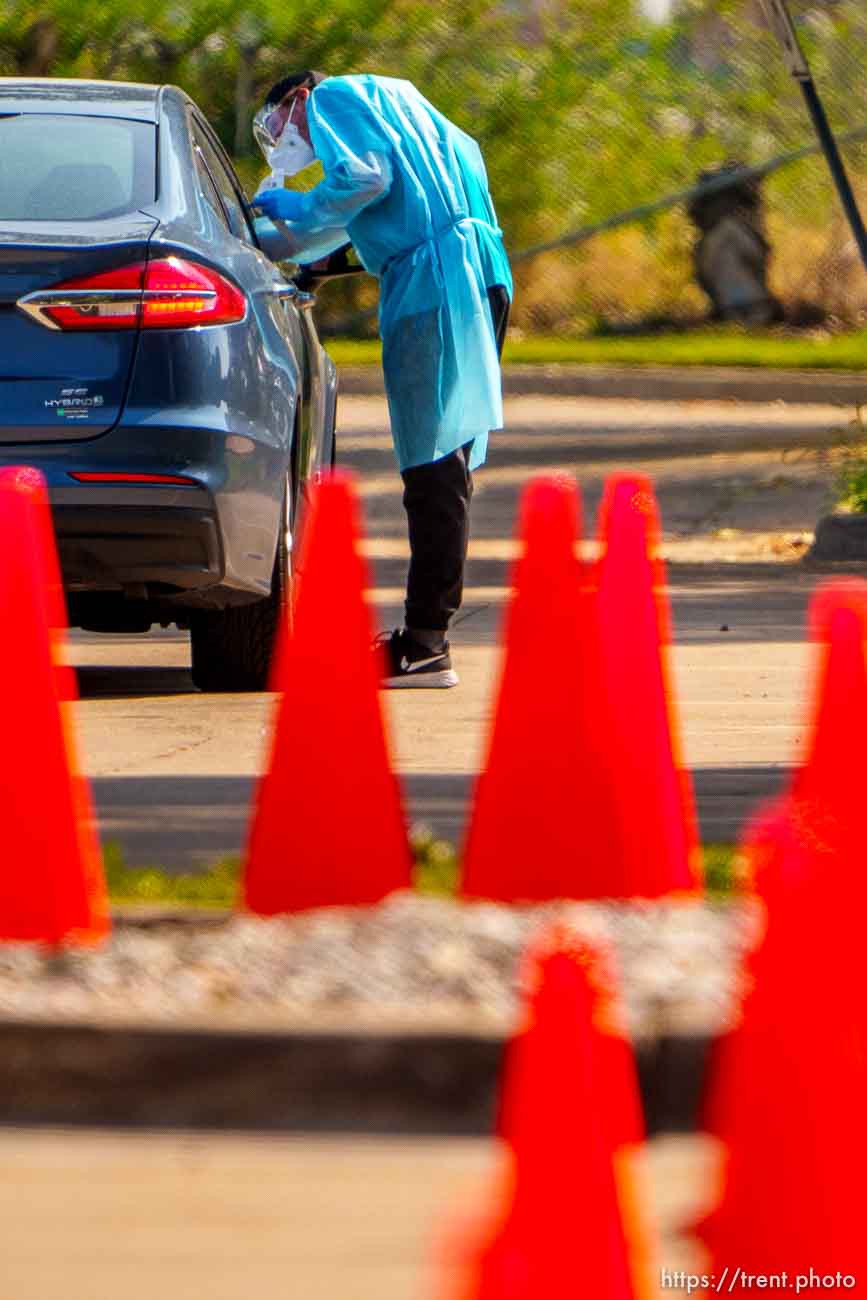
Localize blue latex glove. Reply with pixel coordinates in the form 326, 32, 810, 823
253, 188, 305, 222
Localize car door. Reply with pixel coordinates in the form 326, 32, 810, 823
190, 116, 302, 437
190, 118, 331, 494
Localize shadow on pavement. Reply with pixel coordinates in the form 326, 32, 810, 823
92, 775, 254, 868
90, 765, 789, 872
77, 666, 196, 699
368, 556, 818, 645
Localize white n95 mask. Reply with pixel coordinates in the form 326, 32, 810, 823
268, 124, 316, 177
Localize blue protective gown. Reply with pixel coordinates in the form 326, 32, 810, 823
259, 75, 512, 471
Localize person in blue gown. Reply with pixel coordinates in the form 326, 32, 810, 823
253, 71, 511, 688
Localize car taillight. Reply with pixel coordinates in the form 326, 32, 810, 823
17, 257, 246, 331
20, 263, 146, 331
142, 258, 246, 328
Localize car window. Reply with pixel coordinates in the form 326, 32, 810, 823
0, 115, 156, 221
191, 121, 254, 244
193, 144, 230, 232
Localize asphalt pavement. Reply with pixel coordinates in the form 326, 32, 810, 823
67, 391, 855, 869
0, 1128, 716, 1300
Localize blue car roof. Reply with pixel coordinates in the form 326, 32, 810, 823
0, 79, 161, 122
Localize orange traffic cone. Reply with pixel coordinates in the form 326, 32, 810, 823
461, 475, 625, 900
243, 472, 412, 913
733, 580, 867, 908
788, 581, 867, 859
699, 830, 867, 1288
443, 926, 652, 1299
0, 466, 107, 944
595, 475, 699, 895
700, 581, 867, 1289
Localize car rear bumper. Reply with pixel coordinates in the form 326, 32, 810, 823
54, 504, 223, 594
0, 419, 288, 610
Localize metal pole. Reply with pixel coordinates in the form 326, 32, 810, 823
761, 0, 867, 275
797, 78, 867, 273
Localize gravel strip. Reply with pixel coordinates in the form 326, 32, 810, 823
0, 894, 759, 1038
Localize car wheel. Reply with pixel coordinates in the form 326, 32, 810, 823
189, 484, 293, 693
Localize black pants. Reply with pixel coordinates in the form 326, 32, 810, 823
401, 284, 510, 632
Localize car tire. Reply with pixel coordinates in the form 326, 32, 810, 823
189, 485, 293, 693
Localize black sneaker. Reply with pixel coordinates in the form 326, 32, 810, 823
375, 629, 459, 689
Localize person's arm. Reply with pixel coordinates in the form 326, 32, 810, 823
258, 147, 390, 215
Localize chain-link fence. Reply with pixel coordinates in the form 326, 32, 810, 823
500, 0, 867, 340
2, 0, 867, 336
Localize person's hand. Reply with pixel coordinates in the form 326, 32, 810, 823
253, 188, 305, 222
253, 172, 282, 199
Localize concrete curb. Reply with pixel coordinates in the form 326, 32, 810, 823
0, 1020, 709, 1135
338, 362, 867, 405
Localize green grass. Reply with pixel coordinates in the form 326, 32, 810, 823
412, 826, 460, 895
703, 842, 739, 895
104, 832, 456, 907
104, 842, 240, 908
104, 837, 739, 907
325, 330, 867, 371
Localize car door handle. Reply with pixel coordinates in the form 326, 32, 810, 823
272, 283, 315, 310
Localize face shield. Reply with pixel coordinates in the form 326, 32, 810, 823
252, 102, 289, 160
